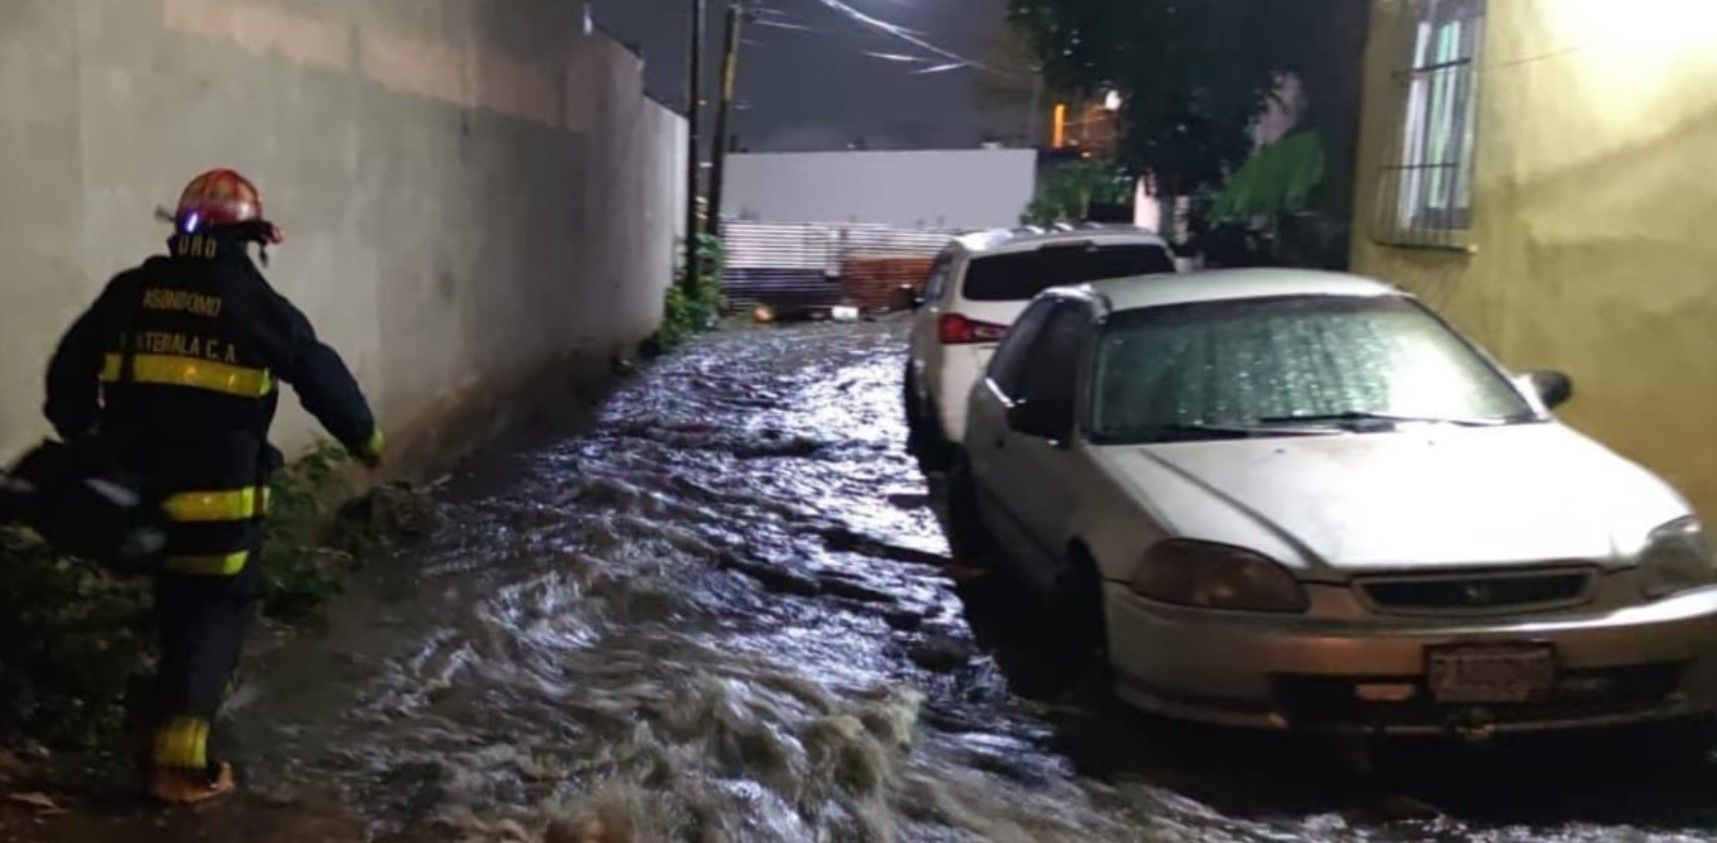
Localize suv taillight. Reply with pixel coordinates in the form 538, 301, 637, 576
939, 313, 1008, 345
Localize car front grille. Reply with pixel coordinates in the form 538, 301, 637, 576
1357, 568, 1596, 616
1275, 663, 1687, 730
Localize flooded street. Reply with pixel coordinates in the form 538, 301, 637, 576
16, 320, 1717, 842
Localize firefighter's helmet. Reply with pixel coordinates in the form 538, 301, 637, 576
174, 168, 265, 233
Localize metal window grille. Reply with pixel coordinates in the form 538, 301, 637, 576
1371, 0, 1486, 250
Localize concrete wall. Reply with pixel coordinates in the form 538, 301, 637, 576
0, 0, 685, 466
1351, 0, 1717, 519
724, 149, 1037, 230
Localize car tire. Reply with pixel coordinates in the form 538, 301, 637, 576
944, 451, 994, 570
1628, 716, 1717, 770
982, 544, 1111, 701
1051, 546, 1111, 682
903, 361, 925, 440
903, 363, 954, 473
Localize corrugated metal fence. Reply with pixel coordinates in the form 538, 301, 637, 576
722, 221, 960, 316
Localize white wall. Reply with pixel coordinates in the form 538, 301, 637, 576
724, 149, 1036, 230
0, 0, 685, 468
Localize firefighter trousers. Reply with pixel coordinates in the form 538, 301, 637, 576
148, 565, 258, 773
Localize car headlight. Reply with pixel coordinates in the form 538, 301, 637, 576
1639, 517, 1715, 599
1130, 540, 1309, 613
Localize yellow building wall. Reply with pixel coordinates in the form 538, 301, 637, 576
1352, 0, 1717, 521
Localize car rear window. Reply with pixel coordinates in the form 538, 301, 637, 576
961, 243, 1174, 302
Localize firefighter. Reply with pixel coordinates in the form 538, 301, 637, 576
43, 168, 383, 804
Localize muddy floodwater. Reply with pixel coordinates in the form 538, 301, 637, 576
14, 320, 1717, 842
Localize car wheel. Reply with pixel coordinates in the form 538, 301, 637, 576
1051, 545, 1111, 675
903, 362, 925, 440
1050, 549, 1105, 659
904, 364, 954, 473
1023, 545, 1119, 703
979, 544, 1111, 701
944, 451, 994, 570
1626, 716, 1717, 770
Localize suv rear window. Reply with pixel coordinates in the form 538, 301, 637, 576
961, 243, 1174, 302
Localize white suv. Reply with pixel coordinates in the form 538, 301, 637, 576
904, 226, 1175, 470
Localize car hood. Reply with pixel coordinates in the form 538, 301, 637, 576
1112, 423, 1689, 579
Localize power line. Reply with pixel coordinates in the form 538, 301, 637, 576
797, 0, 1018, 77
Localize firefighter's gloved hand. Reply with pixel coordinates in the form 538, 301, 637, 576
350, 428, 385, 471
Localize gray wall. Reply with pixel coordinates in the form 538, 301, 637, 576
0, 0, 685, 463
723, 149, 1037, 230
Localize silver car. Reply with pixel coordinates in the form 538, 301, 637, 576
956, 269, 1717, 737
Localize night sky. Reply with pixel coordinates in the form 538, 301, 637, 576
589, 0, 1035, 152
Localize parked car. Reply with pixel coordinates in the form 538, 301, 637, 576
904, 226, 1176, 470
954, 268, 1717, 738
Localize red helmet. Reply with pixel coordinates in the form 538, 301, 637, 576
174, 168, 275, 236
173, 168, 283, 246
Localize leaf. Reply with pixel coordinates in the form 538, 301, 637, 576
7, 791, 66, 814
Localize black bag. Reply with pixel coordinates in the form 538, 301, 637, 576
2, 439, 164, 567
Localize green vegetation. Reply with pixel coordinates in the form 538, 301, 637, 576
258, 442, 357, 621
1007, 0, 1367, 222
0, 528, 151, 749
0, 443, 371, 752
1210, 131, 1327, 222
657, 233, 726, 352
1023, 158, 1135, 226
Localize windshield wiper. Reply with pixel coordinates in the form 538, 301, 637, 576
1149, 422, 1339, 442
1256, 411, 1509, 428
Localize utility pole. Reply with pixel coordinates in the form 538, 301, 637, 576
704, 0, 744, 240
682, 0, 706, 290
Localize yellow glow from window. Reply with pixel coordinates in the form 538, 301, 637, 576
1538, 0, 1717, 124
1547, 0, 1717, 52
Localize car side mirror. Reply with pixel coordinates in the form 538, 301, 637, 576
1006, 398, 1073, 443
910, 294, 925, 310
1523, 370, 1573, 410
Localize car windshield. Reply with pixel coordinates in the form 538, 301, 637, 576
962, 243, 1174, 301
1090, 295, 1536, 443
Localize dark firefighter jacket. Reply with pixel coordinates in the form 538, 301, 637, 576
44, 230, 379, 581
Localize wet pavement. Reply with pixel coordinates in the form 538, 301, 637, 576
12, 319, 1717, 841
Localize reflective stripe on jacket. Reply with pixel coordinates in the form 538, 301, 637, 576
45, 232, 378, 576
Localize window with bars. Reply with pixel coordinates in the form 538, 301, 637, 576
1372, 0, 1485, 249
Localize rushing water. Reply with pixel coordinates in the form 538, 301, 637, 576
15, 320, 1717, 843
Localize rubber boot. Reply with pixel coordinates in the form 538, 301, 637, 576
148, 762, 235, 805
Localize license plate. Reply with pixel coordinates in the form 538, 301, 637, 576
1427, 644, 1555, 704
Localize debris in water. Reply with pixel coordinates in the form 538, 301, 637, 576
819, 525, 949, 566
0, 749, 26, 784
884, 492, 929, 510
329, 482, 441, 554
908, 635, 973, 673
717, 553, 822, 597
816, 574, 895, 605
883, 609, 926, 632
